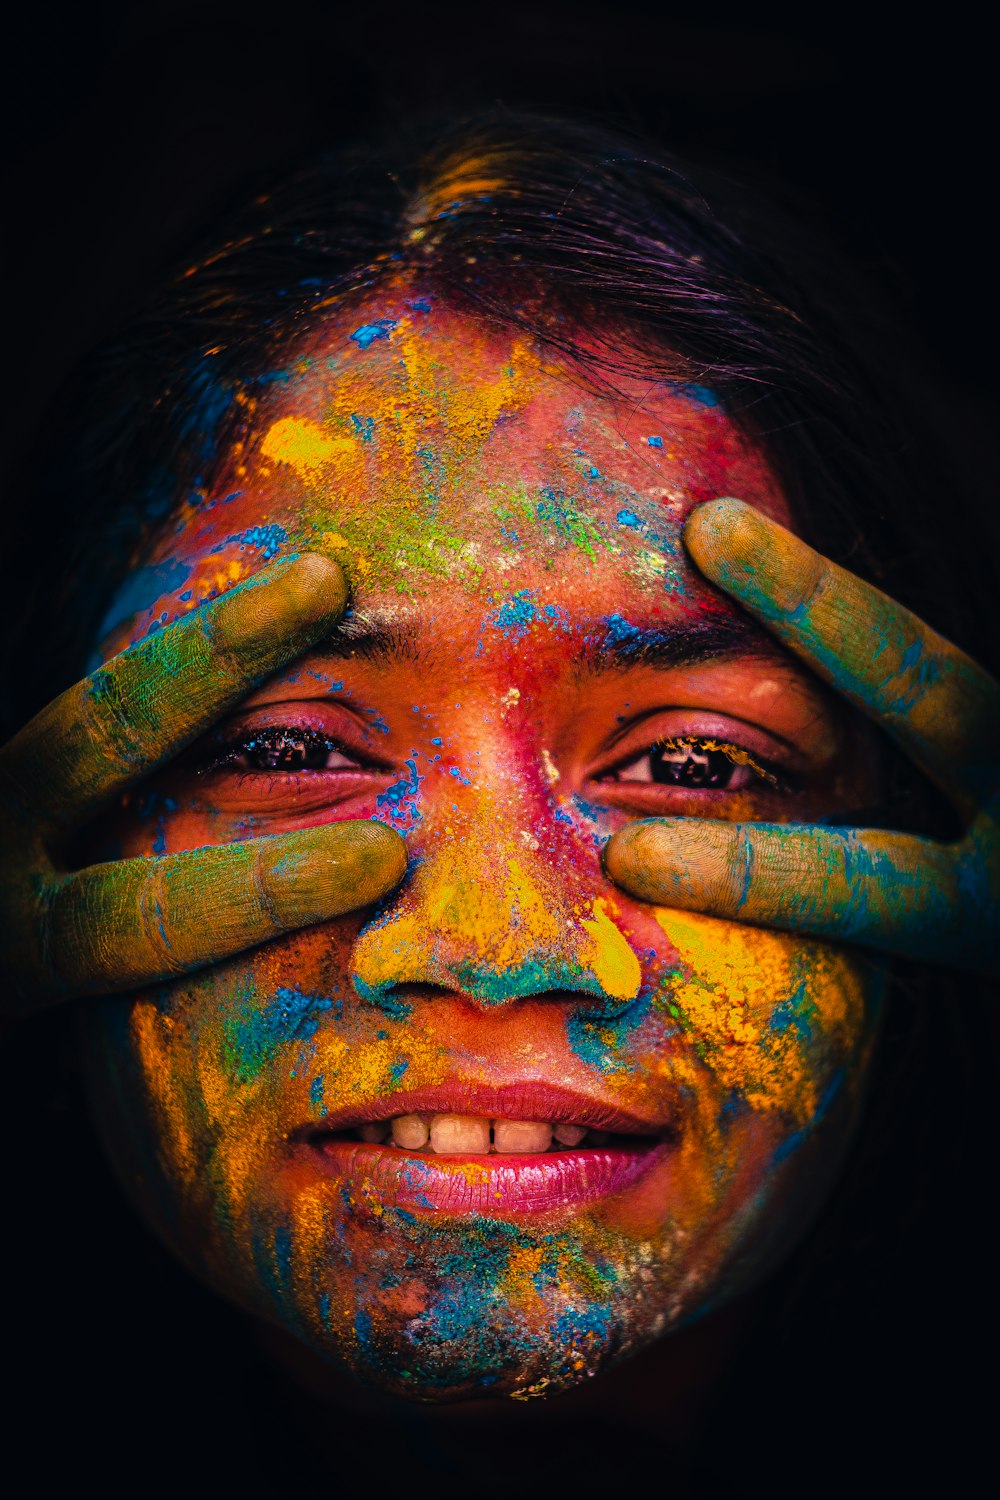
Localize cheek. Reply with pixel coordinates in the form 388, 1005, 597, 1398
650, 909, 876, 1124
87, 924, 436, 1217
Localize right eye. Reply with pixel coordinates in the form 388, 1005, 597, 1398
204, 725, 363, 775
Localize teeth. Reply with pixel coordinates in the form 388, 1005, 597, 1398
492, 1120, 553, 1154
429, 1114, 492, 1155
372, 1112, 609, 1154
391, 1113, 429, 1150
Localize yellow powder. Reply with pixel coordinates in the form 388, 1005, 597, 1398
653, 908, 864, 1123
261, 416, 359, 481
579, 898, 642, 1003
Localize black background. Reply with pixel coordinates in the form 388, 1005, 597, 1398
3, 1, 997, 484
2, 5, 996, 1495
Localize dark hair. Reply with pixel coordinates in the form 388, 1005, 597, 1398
4, 109, 994, 1489
4, 108, 995, 730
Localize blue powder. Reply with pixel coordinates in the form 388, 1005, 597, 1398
352, 973, 412, 1021
229, 986, 335, 1081
670, 381, 720, 407
490, 589, 537, 637
97, 556, 192, 639
350, 319, 397, 349
240, 523, 287, 560
375, 758, 424, 830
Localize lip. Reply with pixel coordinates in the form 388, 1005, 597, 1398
302, 1138, 672, 1216
294, 1078, 679, 1218
300, 1080, 673, 1137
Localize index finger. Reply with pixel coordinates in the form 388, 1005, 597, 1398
684, 499, 1000, 807
0, 552, 348, 829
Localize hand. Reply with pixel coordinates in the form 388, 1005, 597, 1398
0, 554, 408, 1018
602, 498, 1000, 975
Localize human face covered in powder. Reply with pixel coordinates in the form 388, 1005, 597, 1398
79, 288, 884, 1401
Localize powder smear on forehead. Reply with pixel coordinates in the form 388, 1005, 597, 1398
251, 306, 546, 592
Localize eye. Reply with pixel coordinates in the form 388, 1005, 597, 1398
202, 725, 363, 775
603, 736, 782, 791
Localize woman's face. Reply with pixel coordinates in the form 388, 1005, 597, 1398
81, 292, 884, 1401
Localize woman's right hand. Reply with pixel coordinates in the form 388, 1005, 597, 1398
0, 554, 408, 1019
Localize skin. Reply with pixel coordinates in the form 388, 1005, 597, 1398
0, 289, 994, 1405
0, 555, 407, 1012
606, 501, 1000, 970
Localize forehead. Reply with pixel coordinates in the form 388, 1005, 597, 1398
107, 293, 792, 651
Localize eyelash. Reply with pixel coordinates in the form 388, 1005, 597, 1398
198, 725, 788, 795
603, 735, 788, 792
198, 725, 363, 776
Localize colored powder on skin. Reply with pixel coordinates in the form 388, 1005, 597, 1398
226, 986, 337, 1083
375, 758, 424, 831
350, 319, 398, 348
490, 589, 538, 638
670, 381, 720, 408
254, 316, 546, 594
260, 416, 358, 481
97, 556, 192, 639
487, 590, 574, 642
234, 523, 288, 559
578, 899, 642, 1003
351, 849, 625, 1006
651, 909, 864, 1122
535, 486, 610, 559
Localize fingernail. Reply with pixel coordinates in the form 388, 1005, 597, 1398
684, 498, 818, 617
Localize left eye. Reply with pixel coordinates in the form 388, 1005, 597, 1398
605, 737, 779, 791
205, 727, 361, 774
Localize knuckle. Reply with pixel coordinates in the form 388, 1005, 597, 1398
136, 861, 192, 978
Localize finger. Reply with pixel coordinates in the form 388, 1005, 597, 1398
0, 553, 349, 830
684, 499, 1000, 806
24, 820, 407, 1008
603, 816, 998, 972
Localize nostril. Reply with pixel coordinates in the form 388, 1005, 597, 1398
351, 976, 455, 1015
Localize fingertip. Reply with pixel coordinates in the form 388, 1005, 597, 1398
682, 496, 770, 573
279, 551, 350, 624
358, 820, 410, 889
602, 820, 675, 901
211, 551, 349, 659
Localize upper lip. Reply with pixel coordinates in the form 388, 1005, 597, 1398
299, 1080, 676, 1139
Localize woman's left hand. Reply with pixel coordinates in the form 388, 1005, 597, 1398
602, 498, 1000, 975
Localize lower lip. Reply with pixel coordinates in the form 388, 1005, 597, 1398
305, 1139, 669, 1216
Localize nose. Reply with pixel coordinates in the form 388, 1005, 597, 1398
350, 825, 642, 1013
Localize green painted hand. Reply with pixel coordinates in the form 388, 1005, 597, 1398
602, 498, 1000, 975
0, 555, 408, 1017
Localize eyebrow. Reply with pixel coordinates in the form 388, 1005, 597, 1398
313, 617, 423, 664
580, 615, 767, 672
311, 612, 768, 673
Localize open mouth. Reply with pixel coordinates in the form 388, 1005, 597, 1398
313, 1111, 663, 1155
297, 1083, 677, 1216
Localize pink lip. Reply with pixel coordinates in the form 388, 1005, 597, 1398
301, 1080, 673, 1137
304, 1138, 671, 1217
294, 1077, 679, 1217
